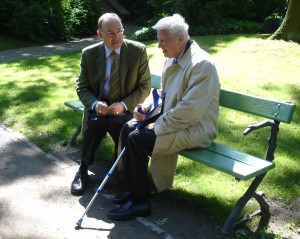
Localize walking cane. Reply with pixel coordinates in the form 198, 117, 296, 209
75, 103, 153, 229
75, 146, 126, 229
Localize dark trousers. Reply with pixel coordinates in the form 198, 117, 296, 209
80, 111, 133, 169
120, 119, 156, 203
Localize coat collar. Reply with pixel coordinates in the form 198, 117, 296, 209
164, 40, 199, 69
176, 40, 198, 68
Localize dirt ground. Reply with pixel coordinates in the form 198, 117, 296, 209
0, 124, 299, 239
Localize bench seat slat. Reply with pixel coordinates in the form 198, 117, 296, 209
64, 100, 84, 113
207, 143, 273, 169
180, 147, 275, 180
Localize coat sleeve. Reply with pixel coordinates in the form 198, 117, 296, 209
154, 60, 219, 136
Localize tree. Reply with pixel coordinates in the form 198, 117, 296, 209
269, 0, 300, 43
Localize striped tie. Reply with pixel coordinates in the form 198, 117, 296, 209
109, 51, 121, 104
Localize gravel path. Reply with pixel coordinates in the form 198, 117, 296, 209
0, 23, 142, 63
0, 37, 99, 63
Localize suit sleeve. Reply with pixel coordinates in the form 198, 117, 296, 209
76, 49, 98, 110
122, 45, 151, 112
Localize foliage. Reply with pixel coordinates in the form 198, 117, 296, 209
130, 20, 263, 41
0, 0, 288, 42
0, 0, 65, 42
122, 0, 287, 28
0, 0, 101, 43
123, 0, 287, 41
63, 0, 101, 37
130, 27, 157, 41
189, 20, 263, 36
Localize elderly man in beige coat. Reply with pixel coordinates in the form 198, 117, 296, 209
107, 13, 220, 221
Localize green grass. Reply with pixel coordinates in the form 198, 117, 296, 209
0, 35, 39, 51
0, 34, 299, 235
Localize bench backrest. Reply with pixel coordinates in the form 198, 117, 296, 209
220, 90, 295, 124
150, 74, 296, 124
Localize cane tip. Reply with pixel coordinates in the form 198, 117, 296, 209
75, 225, 81, 230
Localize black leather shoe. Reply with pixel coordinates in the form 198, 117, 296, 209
107, 200, 151, 221
71, 172, 89, 196
112, 192, 131, 205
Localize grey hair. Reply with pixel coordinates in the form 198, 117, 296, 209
97, 13, 123, 30
152, 13, 189, 40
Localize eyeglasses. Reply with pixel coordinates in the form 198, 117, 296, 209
105, 29, 124, 38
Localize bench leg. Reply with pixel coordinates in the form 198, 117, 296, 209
221, 173, 268, 234
68, 124, 82, 145
231, 191, 271, 229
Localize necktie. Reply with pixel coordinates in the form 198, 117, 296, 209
109, 51, 121, 104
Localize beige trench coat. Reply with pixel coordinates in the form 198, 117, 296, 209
150, 41, 220, 192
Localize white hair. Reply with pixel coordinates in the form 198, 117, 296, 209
152, 13, 189, 40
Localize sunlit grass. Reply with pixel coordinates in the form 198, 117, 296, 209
0, 34, 299, 226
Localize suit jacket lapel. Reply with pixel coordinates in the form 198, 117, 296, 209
119, 41, 129, 97
96, 43, 106, 98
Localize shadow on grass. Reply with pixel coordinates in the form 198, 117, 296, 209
11, 51, 80, 73
287, 83, 300, 122
0, 52, 81, 150
193, 34, 268, 55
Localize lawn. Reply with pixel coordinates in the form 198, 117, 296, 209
0, 34, 299, 234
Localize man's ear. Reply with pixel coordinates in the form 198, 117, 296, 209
97, 30, 103, 40
178, 34, 184, 45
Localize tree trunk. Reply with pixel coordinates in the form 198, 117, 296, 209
269, 0, 300, 43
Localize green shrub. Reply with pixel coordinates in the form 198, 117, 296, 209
130, 20, 263, 41
0, 0, 101, 43
190, 20, 263, 36
63, 0, 101, 37
119, 0, 287, 32
130, 27, 157, 41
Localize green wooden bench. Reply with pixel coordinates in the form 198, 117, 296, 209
64, 74, 296, 234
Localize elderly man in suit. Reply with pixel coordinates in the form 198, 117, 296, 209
107, 13, 220, 220
71, 13, 151, 196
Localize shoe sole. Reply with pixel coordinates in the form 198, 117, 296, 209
71, 189, 84, 196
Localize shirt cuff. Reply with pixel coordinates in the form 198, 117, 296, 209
121, 101, 128, 111
92, 101, 98, 111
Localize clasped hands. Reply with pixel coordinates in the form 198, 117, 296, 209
95, 101, 124, 116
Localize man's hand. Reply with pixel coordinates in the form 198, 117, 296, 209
109, 102, 125, 116
146, 123, 154, 129
133, 104, 147, 121
95, 101, 109, 115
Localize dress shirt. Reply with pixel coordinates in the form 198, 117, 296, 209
92, 45, 127, 111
